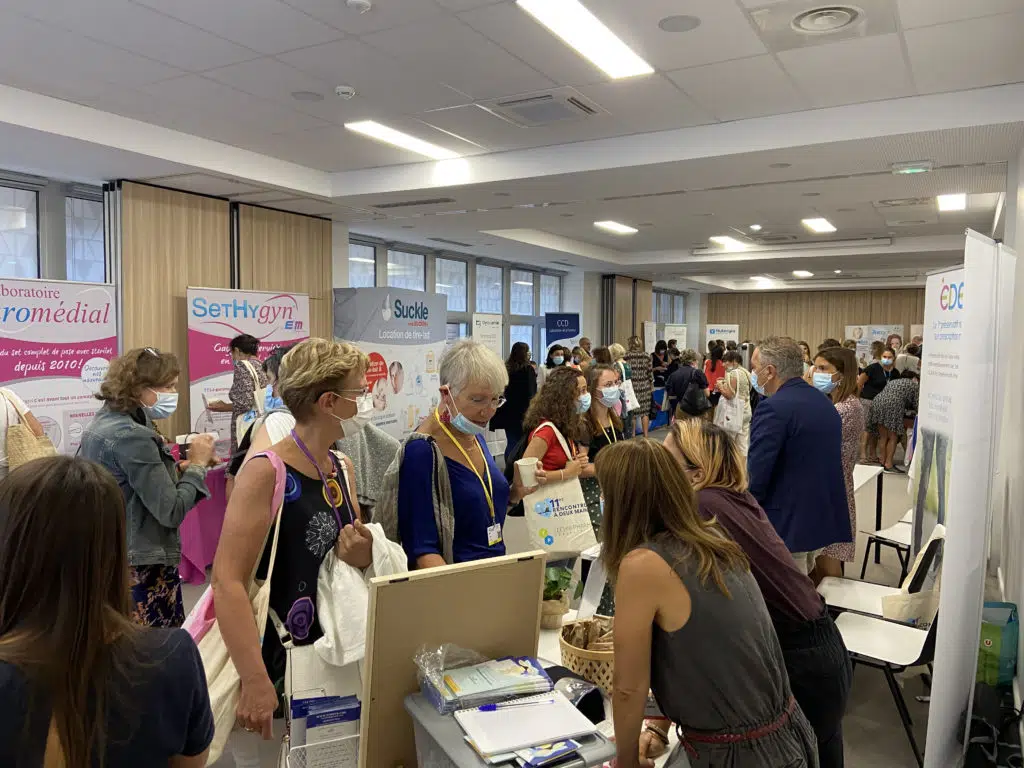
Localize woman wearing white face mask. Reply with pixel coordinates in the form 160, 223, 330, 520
80, 347, 216, 628
380, 340, 532, 571
213, 339, 372, 753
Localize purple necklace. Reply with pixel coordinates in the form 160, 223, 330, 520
290, 429, 352, 529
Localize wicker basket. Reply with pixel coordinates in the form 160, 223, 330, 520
559, 618, 615, 693
540, 593, 569, 630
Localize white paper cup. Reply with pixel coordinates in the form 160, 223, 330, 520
516, 457, 540, 486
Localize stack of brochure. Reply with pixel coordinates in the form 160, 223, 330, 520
435, 656, 552, 710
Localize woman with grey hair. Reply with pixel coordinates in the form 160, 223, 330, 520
609, 342, 636, 438
379, 340, 534, 569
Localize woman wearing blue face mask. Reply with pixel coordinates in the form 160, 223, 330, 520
537, 344, 568, 388
522, 367, 590, 491
811, 346, 865, 578
80, 348, 216, 628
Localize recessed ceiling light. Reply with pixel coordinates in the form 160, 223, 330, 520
594, 220, 638, 235
834, 269, 843, 274
749, 224, 763, 232
291, 90, 324, 102
658, 14, 701, 32
937, 193, 966, 211
709, 235, 749, 251
751, 276, 775, 289
891, 160, 934, 175
793, 270, 814, 278
517, 0, 654, 79
769, 162, 792, 169
344, 120, 458, 160
802, 217, 837, 233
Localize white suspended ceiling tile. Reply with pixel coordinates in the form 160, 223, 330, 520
578, 75, 717, 133
905, 11, 1024, 93
282, 0, 446, 34
897, 0, 1024, 29
277, 39, 469, 114
360, 15, 556, 100
778, 34, 914, 107
132, 0, 342, 55
437, 0, 502, 9
3, 0, 259, 72
667, 55, 808, 121
143, 173, 268, 198
583, 0, 769, 72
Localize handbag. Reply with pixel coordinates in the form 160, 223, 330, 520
235, 360, 268, 442
713, 372, 744, 435
2, 389, 57, 469
679, 380, 711, 416
522, 422, 597, 555
183, 449, 286, 764
617, 362, 640, 412
978, 602, 1019, 687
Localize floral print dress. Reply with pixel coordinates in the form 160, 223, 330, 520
822, 397, 866, 562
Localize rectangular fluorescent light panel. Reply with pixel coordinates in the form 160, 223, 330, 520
344, 120, 458, 160
709, 236, 749, 251
594, 220, 638, 235
793, 270, 814, 278
937, 193, 966, 211
517, 0, 654, 79
801, 217, 836, 233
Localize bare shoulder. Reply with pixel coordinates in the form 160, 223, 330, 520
619, 547, 674, 586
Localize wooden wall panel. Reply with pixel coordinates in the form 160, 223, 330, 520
633, 279, 652, 337
612, 275, 634, 345
708, 288, 925, 348
121, 182, 230, 437
237, 205, 333, 339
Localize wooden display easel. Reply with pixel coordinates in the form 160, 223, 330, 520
359, 552, 546, 768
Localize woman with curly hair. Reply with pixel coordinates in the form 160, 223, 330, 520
521, 367, 590, 487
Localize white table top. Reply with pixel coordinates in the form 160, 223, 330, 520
853, 463, 884, 492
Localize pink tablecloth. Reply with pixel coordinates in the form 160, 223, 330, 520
179, 466, 228, 585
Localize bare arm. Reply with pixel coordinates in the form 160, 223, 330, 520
416, 554, 447, 569
857, 372, 868, 389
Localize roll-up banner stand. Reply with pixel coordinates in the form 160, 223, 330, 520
921, 232, 1016, 768
643, 321, 657, 353
472, 313, 503, 360
845, 324, 905, 368
544, 312, 580, 355
705, 324, 739, 351
663, 324, 687, 349
334, 288, 447, 441
187, 287, 310, 457
0, 277, 116, 454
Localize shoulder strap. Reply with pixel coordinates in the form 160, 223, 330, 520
0, 389, 25, 422
534, 420, 574, 461
248, 449, 287, 584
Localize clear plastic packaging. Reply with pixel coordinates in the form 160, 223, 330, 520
415, 643, 490, 714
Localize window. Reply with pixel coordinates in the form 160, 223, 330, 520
475, 264, 503, 314
673, 294, 686, 324
387, 249, 425, 291
0, 186, 38, 278
510, 270, 534, 315
510, 324, 534, 357
540, 274, 561, 314
436, 257, 467, 312
348, 242, 376, 288
65, 197, 105, 282
658, 293, 673, 324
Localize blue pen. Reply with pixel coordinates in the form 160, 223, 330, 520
478, 698, 556, 712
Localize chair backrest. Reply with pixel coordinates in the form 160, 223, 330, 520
907, 535, 944, 594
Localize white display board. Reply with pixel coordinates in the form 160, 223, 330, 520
663, 324, 687, 350
642, 321, 657, 353
845, 324, 905, 368
705, 324, 739, 351
472, 313, 503, 359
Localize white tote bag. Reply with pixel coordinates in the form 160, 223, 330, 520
617, 362, 641, 412
522, 422, 597, 555
713, 371, 744, 435
235, 359, 268, 441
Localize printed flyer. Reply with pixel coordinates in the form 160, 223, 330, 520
0, 277, 116, 454
186, 287, 309, 456
334, 287, 447, 441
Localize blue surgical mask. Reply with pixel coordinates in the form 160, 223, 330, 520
576, 392, 592, 413
599, 386, 620, 407
881, 358, 894, 367
265, 388, 284, 411
751, 371, 767, 397
144, 390, 178, 420
446, 393, 488, 437
813, 372, 838, 394
552, 355, 564, 366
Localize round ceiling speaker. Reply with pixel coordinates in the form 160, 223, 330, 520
792, 6, 862, 34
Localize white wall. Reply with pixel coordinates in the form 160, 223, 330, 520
331, 222, 349, 289
562, 270, 602, 345
686, 291, 708, 350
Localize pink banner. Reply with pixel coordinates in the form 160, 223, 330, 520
0, 338, 117, 381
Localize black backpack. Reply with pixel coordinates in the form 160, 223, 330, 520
226, 408, 290, 476
678, 380, 711, 416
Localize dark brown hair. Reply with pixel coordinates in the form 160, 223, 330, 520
0, 457, 140, 767
506, 341, 531, 375
584, 364, 622, 437
591, 346, 612, 366
96, 348, 179, 412
815, 346, 860, 404
818, 338, 842, 353
524, 366, 586, 445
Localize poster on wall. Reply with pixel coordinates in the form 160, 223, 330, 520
334, 288, 447, 441
544, 313, 580, 356
187, 287, 309, 457
705, 324, 739, 351
844, 324, 905, 368
472, 313, 503, 359
0, 277, 116, 455
663, 324, 687, 349
643, 321, 657, 353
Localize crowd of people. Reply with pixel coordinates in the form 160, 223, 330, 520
0, 328, 922, 767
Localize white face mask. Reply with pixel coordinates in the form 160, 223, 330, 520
333, 392, 374, 437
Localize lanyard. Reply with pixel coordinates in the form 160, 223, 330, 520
290, 429, 352, 530
434, 409, 495, 522
601, 423, 618, 444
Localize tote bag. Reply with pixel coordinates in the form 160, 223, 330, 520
1, 389, 57, 470
617, 362, 640, 413
235, 360, 268, 442
522, 421, 597, 555
184, 450, 286, 764
713, 371, 744, 435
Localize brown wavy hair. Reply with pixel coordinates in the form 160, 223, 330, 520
96, 348, 179, 412
814, 346, 860, 404
524, 366, 586, 444
584, 364, 622, 439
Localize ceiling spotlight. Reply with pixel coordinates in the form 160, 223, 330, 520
793, 270, 814, 278
709, 236, 749, 251
291, 90, 324, 102
594, 220, 638, 235
937, 193, 966, 211
751, 276, 775, 289
658, 14, 701, 32
749, 224, 763, 232
892, 160, 934, 175
346, 0, 372, 12
834, 269, 842, 274
802, 217, 837, 233
344, 120, 458, 160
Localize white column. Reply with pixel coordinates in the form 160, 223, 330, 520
331, 222, 349, 288
686, 291, 707, 351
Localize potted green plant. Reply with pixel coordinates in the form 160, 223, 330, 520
541, 566, 573, 629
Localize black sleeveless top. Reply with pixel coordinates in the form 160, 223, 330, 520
256, 453, 355, 685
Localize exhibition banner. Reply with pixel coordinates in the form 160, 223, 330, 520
334, 288, 447, 441
472, 313, 503, 359
705, 324, 739, 351
643, 321, 657, 353
0, 277, 116, 454
845, 324, 905, 368
663, 324, 687, 349
911, 324, 924, 342
187, 287, 309, 456
544, 312, 580, 353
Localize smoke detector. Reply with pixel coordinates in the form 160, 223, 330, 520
346, 0, 372, 13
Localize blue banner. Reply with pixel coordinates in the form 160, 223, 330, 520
545, 313, 580, 348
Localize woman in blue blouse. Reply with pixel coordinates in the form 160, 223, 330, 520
392, 340, 535, 569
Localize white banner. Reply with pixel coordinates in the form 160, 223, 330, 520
705, 324, 739, 351
663, 324, 687, 350
643, 321, 657, 354
845, 324, 905, 368
473, 313, 503, 359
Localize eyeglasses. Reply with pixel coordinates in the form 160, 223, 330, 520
338, 386, 371, 397
140, 347, 160, 359
468, 395, 506, 409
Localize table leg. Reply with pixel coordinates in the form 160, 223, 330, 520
874, 473, 884, 564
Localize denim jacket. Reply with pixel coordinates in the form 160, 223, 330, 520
79, 404, 210, 566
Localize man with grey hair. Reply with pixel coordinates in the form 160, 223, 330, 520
748, 335, 851, 576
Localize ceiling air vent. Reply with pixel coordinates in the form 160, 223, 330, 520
429, 237, 474, 248
602, 189, 687, 202
754, 233, 800, 244
875, 197, 933, 207
371, 197, 456, 210
479, 87, 607, 128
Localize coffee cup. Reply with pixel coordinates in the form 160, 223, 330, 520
516, 457, 540, 487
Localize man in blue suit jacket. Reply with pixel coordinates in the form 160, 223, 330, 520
748, 336, 851, 575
